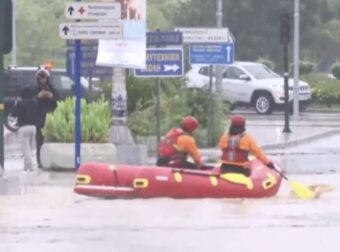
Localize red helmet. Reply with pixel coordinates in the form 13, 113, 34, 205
181, 116, 199, 133
230, 115, 246, 128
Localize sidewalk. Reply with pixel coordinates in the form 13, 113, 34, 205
1, 129, 50, 195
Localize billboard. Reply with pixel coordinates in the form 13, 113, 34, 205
96, 0, 146, 69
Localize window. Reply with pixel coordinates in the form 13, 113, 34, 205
53, 75, 74, 90
199, 66, 210, 76
243, 64, 279, 79
198, 66, 217, 76
223, 67, 246, 79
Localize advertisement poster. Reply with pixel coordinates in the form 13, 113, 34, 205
96, 0, 146, 69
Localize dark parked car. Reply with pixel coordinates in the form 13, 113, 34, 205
4, 66, 102, 131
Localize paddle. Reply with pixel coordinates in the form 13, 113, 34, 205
272, 165, 315, 200
171, 168, 253, 188
171, 168, 219, 177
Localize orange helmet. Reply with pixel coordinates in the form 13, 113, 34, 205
181, 116, 199, 133
230, 115, 246, 128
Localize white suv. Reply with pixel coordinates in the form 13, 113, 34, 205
185, 61, 312, 114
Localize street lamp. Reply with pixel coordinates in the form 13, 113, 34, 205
293, 0, 300, 120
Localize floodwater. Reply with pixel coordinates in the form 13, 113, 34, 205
0, 172, 339, 252
268, 133, 340, 174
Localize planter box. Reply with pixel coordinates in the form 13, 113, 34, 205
135, 136, 159, 153
40, 143, 116, 170
115, 144, 148, 165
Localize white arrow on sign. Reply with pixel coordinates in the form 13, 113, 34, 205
164, 64, 180, 72
226, 45, 232, 63
65, 2, 121, 20
59, 22, 123, 40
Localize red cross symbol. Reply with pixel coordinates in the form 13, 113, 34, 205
78, 7, 85, 15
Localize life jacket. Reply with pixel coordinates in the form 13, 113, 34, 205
157, 128, 185, 160
221, 133, 248, 164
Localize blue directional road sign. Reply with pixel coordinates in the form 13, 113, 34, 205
135, 48, 183, 78
190, 43, 234, 65
66, 49, 113, 78
146, 31, 183, 46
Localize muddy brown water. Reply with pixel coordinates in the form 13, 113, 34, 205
0, 172, 339, 252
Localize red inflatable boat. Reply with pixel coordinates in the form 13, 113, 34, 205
74, 159, 283, 199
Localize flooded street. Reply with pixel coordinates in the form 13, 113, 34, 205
0, 172, 339, 252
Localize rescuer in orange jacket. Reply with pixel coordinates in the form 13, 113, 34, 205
156, 116, 203, 169
218, 115, 275, 176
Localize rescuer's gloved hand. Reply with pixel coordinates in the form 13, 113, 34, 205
267, 162, 275, 170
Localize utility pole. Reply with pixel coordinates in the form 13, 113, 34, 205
74, 0, 82, 169
11, 0, 16, 66
293, 0, 300, 120
215, 0, 223, 94
1, 0, 13, 173
281, 13, 292, 133
0, 0, 5, 173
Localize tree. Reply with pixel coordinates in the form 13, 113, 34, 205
166, 0, 340, 72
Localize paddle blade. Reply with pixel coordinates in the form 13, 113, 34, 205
220, 173, 254, 190
289, 180, 315, 200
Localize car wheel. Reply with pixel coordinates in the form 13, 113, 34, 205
5, 112, 19, 132
254, 93, 274, 115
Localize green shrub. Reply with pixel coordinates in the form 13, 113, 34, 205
331, 62, 340, 80
302, 73, 340, 105
127, 85, 230, 147
43, 97, 111, 143
299, 61, 315, 75
257, 58, 276, 70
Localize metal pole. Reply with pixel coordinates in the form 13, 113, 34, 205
283, 44, 291, 133
75, 0, 82, 169
293, 0, 300, 120
11, 0, 16, 66
88, 75, 93, 101
156, 78, 161, 145
0, 0, 5, 170
215, 0, 223, 93
208, 65, 213, 146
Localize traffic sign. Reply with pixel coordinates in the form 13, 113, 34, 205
146, 32, 183, 46
190, 43, 234, 65
66, 49, 113, 78
135, 48, 183, 78
64, 2, 121, 20
175, 27, 234, 43
59, 22, 123, 40
66, 39, 98, 48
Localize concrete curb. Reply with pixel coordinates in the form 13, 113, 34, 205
306, 108, 340, 113
0, 171, 51, 195
262, 129, 340, 151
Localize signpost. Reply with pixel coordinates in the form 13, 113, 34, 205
135, 47, 184, 144
175, 27, 235, 146
60, 1, 122, 169
135, 48, 184, 78
175, 27, 233, 44
190, 43, 234, 65
59, 22, 123, 40
64, 2, 121, 20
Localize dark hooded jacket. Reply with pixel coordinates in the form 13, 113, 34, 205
35, 82, 59, 128
12, 86, 38, 127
